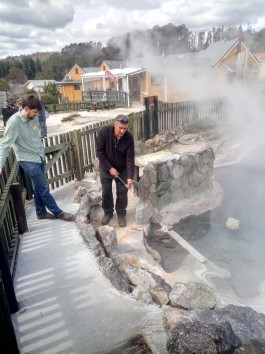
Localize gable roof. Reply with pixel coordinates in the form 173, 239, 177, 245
254, 53, 265, 61
82, 67, 145, 79
63, 64, 84, 81
23, 80, 56, 88
129, 53, 209, 72
195, 38, 239, 67
62, 65, 99, 81
82, 67, 98, 73
101, 60, 125, 69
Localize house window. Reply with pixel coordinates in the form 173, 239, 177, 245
151, 75, 161, 86
74, 85, 80, 90
75, 68, 79, 74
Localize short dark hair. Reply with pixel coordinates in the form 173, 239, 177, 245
22, 95, 42, 111
114, 114, 128, 124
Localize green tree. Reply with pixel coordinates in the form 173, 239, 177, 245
35, 58, 42, 72
21, 56, 35, 79
43, 82, 60, 102
0, 78, 9, 92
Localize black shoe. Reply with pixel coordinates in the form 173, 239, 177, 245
101, 214, 113, 225
118, 215, 126, 227
58, 212, 75, 222
37, 212, 55, 220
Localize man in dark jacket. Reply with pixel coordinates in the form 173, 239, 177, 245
96, 115, 135, 227
38, 102, 48, 138
2, 102, 18, 126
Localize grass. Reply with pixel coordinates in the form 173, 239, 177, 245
61, 113, 80, 122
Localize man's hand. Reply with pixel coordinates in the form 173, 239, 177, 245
126, 179, 132, 189
109, 167, 118, 177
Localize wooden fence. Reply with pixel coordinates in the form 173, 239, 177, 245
45, 91, 129, 113
82, 90, 128, 107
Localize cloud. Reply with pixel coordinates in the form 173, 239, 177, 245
0, 0, 74, 29
99, 0, 163, 10
0, 0, 265, 58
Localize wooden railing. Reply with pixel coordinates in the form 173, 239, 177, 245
46, 91, 128, 113
82, 90, 128, 107
0, 150, 26, 276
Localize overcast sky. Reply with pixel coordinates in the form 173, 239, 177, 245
1, 0, 265, 59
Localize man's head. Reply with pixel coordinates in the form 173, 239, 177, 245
21, 95, 42, 120
113, 115, 128, 139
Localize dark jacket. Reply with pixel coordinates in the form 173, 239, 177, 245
96, 125, 135, 179
38, 103, 46, 122
2, 107, 18, 125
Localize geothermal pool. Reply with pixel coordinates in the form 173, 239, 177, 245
147, 148, 265, 305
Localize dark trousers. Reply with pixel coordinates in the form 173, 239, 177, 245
99, 168, 128, 216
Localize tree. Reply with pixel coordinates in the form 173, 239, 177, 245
35, 58, 42, 72
0, 79, 10, 96
21, 56, 36, 79
7, 67, 27, 84
43, 82, 60, 102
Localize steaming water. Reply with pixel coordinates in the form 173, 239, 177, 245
148, 146, 265, 305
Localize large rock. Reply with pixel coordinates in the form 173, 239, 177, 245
88, 190, 102, 206
235, 339, 265, 353
167, 320, 241, 354
79, 194, 91, 217
98, 257, 132, 294
73, 185, 87, 203
194, 305, 265, 346
169, 282, 216, 310
80, 224, 105, 258
131, 286, 154, 305
90, 204, 104, 221
135, 200, 154, 224
97, 226, 119, 266
124, 264, 171, 306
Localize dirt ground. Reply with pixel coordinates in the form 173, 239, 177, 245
45, 104, 144, 135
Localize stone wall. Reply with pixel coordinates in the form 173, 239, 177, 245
137, 147, 215, 210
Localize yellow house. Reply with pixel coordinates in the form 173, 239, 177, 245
57, 64, 98, 102
82, 67, 146, 106
196, 38, 260, 81
254, 52, 265, 79
83, 60, 125, 91
131, 54, 210, 102
81, 40, 260, 105
132, 38, 261, 102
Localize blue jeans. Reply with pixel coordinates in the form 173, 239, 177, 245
39, 121, 47, 138
19, 160, 62, 217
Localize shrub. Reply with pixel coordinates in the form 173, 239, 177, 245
61, 113, 80, 122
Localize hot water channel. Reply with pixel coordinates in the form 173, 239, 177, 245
147, 147, 265, 312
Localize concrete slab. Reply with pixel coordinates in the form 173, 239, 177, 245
11, 182, 168, 354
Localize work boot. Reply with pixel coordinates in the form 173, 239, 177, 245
58, 212, 75, 222
101, 214, 113, 225
37, 212, 55, 220
118, 215, 126, 227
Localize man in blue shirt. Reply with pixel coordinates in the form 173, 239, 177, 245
0, 95, 75, 222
